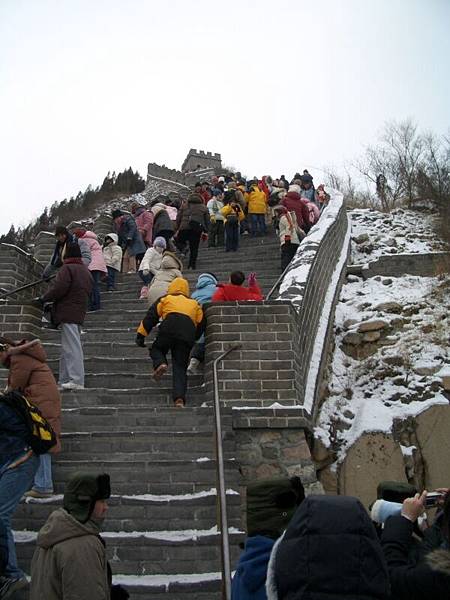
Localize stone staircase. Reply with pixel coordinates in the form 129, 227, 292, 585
6, 233, 281, 599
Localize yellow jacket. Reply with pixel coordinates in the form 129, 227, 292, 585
221, 204, 245, 222
245, 187, 267, 214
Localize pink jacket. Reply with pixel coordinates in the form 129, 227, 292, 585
304, 201, 320, 224
134, 207, 154, 245
80, 231, 107, 273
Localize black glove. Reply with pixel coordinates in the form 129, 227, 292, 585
111, 584, 130, 600
135, 333, 146, 347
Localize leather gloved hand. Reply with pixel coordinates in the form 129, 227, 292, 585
135, 333, 146, 348
111, 584, 130, 600
247, 272, 257, 287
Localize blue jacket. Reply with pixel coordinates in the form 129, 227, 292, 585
116, 214, 147, 257
0, 401, 31, 465
191, 273, 218, 305
0, 519, 7, 576
231, 535, 275, 600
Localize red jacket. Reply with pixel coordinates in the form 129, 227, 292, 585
212, 283, 263, 302
281, 192, 311, 230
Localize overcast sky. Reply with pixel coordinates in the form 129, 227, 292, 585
0, 0, 449, 235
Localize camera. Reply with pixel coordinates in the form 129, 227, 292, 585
425, 492, 444, 508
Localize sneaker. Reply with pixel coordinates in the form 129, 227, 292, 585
152, 363, 168, 382
187, 358, 200, 375
0, 576, 28, 599
61, 382, 85, 390
23, 489, 54, 499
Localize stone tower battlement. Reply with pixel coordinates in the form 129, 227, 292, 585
181, 148, 222, 173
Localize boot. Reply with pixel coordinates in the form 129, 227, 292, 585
187, 358, 200, 374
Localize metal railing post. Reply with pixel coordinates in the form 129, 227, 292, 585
212, 343, 242, 600
0, 275, 55, 301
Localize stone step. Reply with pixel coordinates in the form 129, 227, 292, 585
14, 490, 241, 533
15, 530, 244, 576
43, 341, 145, 358
81, 372, 204, 389
61, 406, 231, 431
56, 388, 208, 409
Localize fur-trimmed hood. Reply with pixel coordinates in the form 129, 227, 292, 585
427, 548, 450, 577
0, 338, 46, 367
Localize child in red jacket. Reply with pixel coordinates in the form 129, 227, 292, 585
211, 271, 263, 302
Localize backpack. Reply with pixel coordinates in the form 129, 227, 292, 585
0, 391, 57, 454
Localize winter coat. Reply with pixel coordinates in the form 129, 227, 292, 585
139, 247, 163, 275
134, 206, 154, 245
146, 252, 183, 307
381, 515, 450, 600
0, 339, 61, 453
77, 231, 107, 273
304, 200, 320, 225
232, 535, 275, 600
191, 273, 218, 305
41, 258, 93, 325
43, 233, 91, 278
222, 203, 245, 223
266, 495, 390, 600
0, 399, 31, 463
138, 277, 204, 346
281, 192, 311, 231
30, 508, 110, 600
207, 198, 225, 221
245, 187, 267, 214
212, 282, 263, 302
176, 195, 210, 232
114, 214, 146, 257
278, 213, 301, 245
151, 205, 175, 237
102, 233, 123, 271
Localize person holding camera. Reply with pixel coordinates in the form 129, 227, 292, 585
221, 195, 244, 252
381, 489, 450, 599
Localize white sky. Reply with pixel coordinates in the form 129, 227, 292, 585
0, 0, 449, 235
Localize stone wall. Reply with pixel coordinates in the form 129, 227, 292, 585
181, 149, 222, 173
276, 191, 351, 418
0, 243, 44, 298
361, 252, 450, 279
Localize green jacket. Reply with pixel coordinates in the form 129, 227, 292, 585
30, 508, 110, 600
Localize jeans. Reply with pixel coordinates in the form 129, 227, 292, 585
250, 213, 266, 236
225, 222, 239, 252
209, 220, 224, 247
176, 230, 202, 269
150, 333, 193, 402
106, 266, 117, 290
33, 454, 53, 493
138, 271, 153, 285
281, 242, 299, 271
191, 341, 205, 363
0, 453, 39, 579
89, 270, 102, 310
59, 323, 84, 386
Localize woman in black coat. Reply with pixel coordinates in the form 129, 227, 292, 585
266, 495, 390, 600
381, 490, 450, 600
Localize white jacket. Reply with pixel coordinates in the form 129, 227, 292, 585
207, 198, 225, 221
278, 213, 301, 245
139, 247, 163, 275
102, 233, 123, 271
146, 252, 183, 306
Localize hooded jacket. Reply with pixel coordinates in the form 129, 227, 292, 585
281, 192, 311, 231
191, 273, 218, 305
212, 282, 263, 302
43, 233, 91, 278
146, 252, 183, 307
245, 187, 267, 214
232, 535, 275, 600
0, 339, 61, 453
176, 194, 210, 232
30, 508, 109, 600
138, 278, 204, 345
114, 214, 146, 257
139, 246, 163, 275
381, 515, 450, 600
102, 233, 123, 271
266, 495, 390, 600
151, 205, 175, 235
41, 258, 93, 325
133, 206, 154, 245
75, 231, 107, 273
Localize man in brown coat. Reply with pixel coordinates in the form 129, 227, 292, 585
39, 243, 92, 391
175, 194, 210, 269
0, 338, 61, 499
30, 472, 128, 600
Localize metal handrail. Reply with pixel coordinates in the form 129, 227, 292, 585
265, 263, 291, 300
212, 343, 242, 600
0, 275, 55, 300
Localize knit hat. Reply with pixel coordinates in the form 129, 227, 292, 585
301, 174, 313, 184
63, 472, 111, 524
65, 243, 82, 259
288, 184, 301, 194
111, 209, 123, 220
246, 476, 305, 539
153, 236, 167, 249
